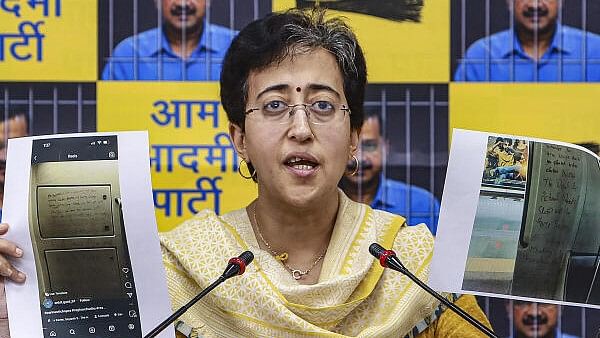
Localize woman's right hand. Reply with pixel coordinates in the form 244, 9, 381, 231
0, 224, 25, 283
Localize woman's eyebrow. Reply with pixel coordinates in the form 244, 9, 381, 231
306, 83, 341, 99
255, 83, 342, 100
256, 84, 289, 100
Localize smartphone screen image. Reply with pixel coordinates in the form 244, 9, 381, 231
29, 136, 142, 338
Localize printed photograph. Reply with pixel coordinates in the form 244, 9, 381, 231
98, 0, 271, 81
463, 135, 600, 307
28, 136, 142, 337
477, 296, 600, 338
451, 0, 600, 82
483, 137, 529, 189
338, 84, 447, 235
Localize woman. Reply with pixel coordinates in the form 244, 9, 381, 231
160, 9, 491, 338
0, 9, 491, 338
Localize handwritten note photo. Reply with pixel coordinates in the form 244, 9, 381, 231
2, 132, 174, 337
430, 129, 600, 309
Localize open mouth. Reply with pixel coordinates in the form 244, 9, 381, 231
284, 154, 319, 176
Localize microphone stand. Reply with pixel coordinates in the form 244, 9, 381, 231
145, 251, 254, 338
145, 276, 226, 338
369, 243, 497, 338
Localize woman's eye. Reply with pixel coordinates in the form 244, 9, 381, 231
313, 101, 334, 111
264, 101, 287, 111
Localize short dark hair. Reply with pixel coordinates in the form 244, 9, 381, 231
220, 8, 367, 131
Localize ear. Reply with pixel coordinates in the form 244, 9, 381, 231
229, 122, 248, 160
383, 138, 390, 155
350, 128, 360, 157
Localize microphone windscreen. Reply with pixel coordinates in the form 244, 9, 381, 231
239, 251, 254, 266
369, 243, 385, 259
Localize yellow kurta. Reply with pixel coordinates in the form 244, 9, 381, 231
160, 191, 492, 337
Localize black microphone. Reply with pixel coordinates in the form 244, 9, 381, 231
145, 251, 254, 338
369, 243, 497, 338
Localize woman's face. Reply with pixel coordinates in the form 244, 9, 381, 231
231, 48, 358, 207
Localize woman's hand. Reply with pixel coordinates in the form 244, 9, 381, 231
0, 224, 25, 283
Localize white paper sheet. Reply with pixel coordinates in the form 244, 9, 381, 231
431, 129, 600, 309
429, 129, 488, 293
3, 132, 174, 338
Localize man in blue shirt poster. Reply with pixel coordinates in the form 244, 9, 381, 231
508, 301, 579, 338
455, 0, 600, 82
339, 109, 440, 235
102, 0, 237, 81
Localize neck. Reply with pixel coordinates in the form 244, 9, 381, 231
253, 189, 339, 251
163, 23, 203, 59
517, 24, 556, 61
250, 188, 340, 284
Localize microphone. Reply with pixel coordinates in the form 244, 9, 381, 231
369, 243, 497, 338
145, 251, 254, 338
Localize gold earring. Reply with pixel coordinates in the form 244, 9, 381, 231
238, 159, 252, 179
348, 155, 359, 176
238, 159, 257, 180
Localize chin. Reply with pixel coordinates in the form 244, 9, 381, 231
531, 19, 555, 34
523, 328, 550, 338
359, 173, 376, 184
283, 194, 318, 210
283, 184, 334, 208
170, 20, 200, 31
538, 23, 555, 34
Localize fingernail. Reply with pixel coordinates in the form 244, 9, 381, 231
16, 272, 25, 281
15, 248, 23, 257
